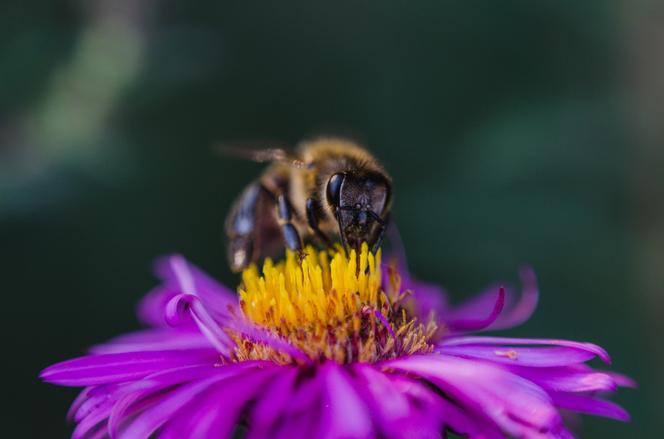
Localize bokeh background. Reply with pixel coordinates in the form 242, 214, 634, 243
1, 0, 662, 437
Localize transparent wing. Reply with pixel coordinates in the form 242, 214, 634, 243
213, 142, 307, 168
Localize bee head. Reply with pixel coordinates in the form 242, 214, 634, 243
326, 171, 391, 252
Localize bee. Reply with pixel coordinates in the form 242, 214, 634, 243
224, 137, 392, 272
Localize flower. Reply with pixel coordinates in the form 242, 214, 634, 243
41, 245, 633, 439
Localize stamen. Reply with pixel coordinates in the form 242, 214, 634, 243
495, 350, 519, 360
363, 306, 398, 349
233, 243, 437, 364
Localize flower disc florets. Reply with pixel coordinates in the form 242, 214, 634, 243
234, 243, 437, 364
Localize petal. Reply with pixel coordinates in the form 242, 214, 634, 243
404, 277, 449, 320
382, 242, 450, 320
438, 345, 600, 367
606, 372, 637, 389
248, 367, 299, 435
155, 254, 236, 314
319, 363, 373, 439
137, 285, 183, 328
157, 365, 281, 439
117, 362, 272, 438
384, 263, 449, 320
165, 294, 234, 353
266, 369, 324, 439
71, 397, 115, 439
353, 364, 411, 423
433, 393, 504, 439
73, 383, 121, 422
271, 413, 319, 439
118, 374, 229, 438
386, 354, 562, 437
549, 392, 630, 422
90, 328, 212, 354
504, 365, 618, 393
446, 287, 505, 332
439, 336, 611, 364
40, 349, 219, 386
353, 365, 447, 439
107, 363, 229, 438
139, 254, 237, 327
501, 266, 540, 329
67, 387, 94, 421
444, 267, 538, 333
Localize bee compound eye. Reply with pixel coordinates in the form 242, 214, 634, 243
326, 173, 344, 206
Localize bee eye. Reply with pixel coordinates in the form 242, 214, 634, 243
326, 173, 344, 207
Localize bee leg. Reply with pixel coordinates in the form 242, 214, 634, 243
276, 193, 304, 258
306, 198, 333, 249
371, 224, 386, 254
370, 213, 390, 254
226, 182, 270, 272
333, 207, 349, 256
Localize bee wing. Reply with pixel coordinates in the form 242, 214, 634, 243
213, 143, 308, 168
383, 220, 407, 265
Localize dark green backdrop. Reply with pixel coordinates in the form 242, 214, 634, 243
1, 1, 660, 437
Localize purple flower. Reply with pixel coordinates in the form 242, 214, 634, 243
41, 245, 633, 438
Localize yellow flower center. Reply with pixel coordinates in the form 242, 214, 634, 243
232, 243, 437, 364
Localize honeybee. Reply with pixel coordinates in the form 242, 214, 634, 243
224, 137, 392, 272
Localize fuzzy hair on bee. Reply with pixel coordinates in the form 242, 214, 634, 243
223, 137, 392, 272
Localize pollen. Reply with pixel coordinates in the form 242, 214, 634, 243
232, 243, 437, 364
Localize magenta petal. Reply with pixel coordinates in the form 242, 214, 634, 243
491, 266, 539, 330
285, 368, 324, 415
138, 285, 183, 328
351, 365, 414, 436
107, 364, 227, 438
353, 365, 411, 420
139, 254, 237, 327
71, 397, 115, 439
354, 365, 447, 439
82, 426, 109, 439
249, 367, 299, 435
73, 384, 121, 422
271, 413, 319, 439
504, 365, 618, 393
386, 354, 562, 437
108, 392, 144, 438
116, 362, 275, 438
157, 365, 280, 439
446, 286, 505, 332
404, 277, 449, 319
119, 374, 229, 438
165, 293, 234, 353
439, 344, 599, 367
434, 396, 504, 439
439, 336, 611, 364
383, 247, 450, 320
445, 266, 539, 332
155, 254, 236, 311
261, 369, 324, 439
607, 372, 637, 388
67, 387, 93, 421
319, 363, 373, 439
550, 391, 630, 422
40, 350, 219, 386
157, 390, 236, 439
90, 328, 212, 354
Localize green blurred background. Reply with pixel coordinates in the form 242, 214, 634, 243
1, 0, 662, 437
